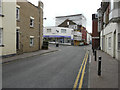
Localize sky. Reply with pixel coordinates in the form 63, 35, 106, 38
28, 0, 102, 33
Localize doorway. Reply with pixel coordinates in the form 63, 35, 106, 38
113, 30, 116, 58
16, 29, 19, 50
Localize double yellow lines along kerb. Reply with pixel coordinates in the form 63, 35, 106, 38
73, 52, 88, 90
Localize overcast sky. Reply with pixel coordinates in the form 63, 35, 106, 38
28, 0, 101, 33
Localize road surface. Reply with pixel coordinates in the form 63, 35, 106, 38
3, 45, 89, 88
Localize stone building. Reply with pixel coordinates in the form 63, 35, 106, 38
16, 0, 43, 54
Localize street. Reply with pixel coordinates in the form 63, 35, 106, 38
3, 45, 89, 88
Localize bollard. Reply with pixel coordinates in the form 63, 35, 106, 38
94, 50, 97, 61
93, 48, 94, 54
56, 43, 59, 47
98, 56, 102, 76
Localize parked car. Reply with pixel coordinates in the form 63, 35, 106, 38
79, 42, 84, 46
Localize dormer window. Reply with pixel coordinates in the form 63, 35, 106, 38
67, 21, 69, 25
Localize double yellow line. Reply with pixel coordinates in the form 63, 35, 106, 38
73, 52, 88, 90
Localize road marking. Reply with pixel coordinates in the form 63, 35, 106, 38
78, 53, 88, 89
89, 54, 91, 63
73, 52, 87, 90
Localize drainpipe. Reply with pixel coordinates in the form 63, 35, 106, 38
38, 1, 44, 50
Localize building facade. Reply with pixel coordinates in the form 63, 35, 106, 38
55, 14, 87, 45
98, 1, 120, 60
55, 14, 86, 28
81, 27, 87, 45
87, 32, 92, 45
16, 0, 43, 54
43, 26, 74, 44
92, 14, 100, 50
0, 0, 16, 57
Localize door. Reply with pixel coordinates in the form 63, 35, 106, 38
16, 29, 19, 50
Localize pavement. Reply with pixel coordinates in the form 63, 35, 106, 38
2, 47, 59, 64
88, 45, 119, 89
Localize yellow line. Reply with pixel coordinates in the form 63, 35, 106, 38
73, 52, 87, 90
78, 53, 88, 89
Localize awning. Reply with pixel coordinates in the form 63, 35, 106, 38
43, 35, 71, 38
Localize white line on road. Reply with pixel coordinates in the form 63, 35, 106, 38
89, 55, 91, 63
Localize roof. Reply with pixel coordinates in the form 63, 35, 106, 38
56, 14, 82, 18
17, 0, 41, 8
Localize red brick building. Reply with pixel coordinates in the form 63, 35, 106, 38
81, 27, 87, 44
92, 14, 100, 50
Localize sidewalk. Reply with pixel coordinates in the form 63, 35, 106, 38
89, 49, 119, 89
1, 47, 59, 64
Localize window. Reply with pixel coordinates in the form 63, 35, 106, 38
0, 0, 2, 15
56, 30, 59, 33
61, 29, 66, 33
47, 29, 51, 33
118, 33, 120, 50
16, 7, 20, 20
75, 25, 78, 29
30, 37, 34, 46
0, 0, 1, 14
95, 14, 98, 18
108, 37, 111, 49
110, 0, 114, 11
71, 30, 74, 34
0, 28, 2, 45
30, 17, 34, 27
118, 1, 120, 8
67, 21, 69, 25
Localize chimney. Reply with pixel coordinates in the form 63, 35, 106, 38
38, 0, 44, 9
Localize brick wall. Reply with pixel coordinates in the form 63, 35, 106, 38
92, 14, 100, 49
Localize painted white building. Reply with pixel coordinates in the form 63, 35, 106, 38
43, 26, 74, 43
99, 1, 120, 60
87, 33, 92, 44
73, 31, 82, 41
55, 14, 86, 28
0, 0, 16, 57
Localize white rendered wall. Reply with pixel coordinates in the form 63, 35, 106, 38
103, 22, 119, 60
1, 1, 16, 56
55, 15, 86, 28
44, 26, 74, 38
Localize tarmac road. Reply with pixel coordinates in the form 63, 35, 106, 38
3, 45, 89, 88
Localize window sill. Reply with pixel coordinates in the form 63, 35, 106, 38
108, 48, 111, 50
16, 19, 20, 22
30, 26, 34, 28
30, 45, 34, 47
0, 45, 4, 47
